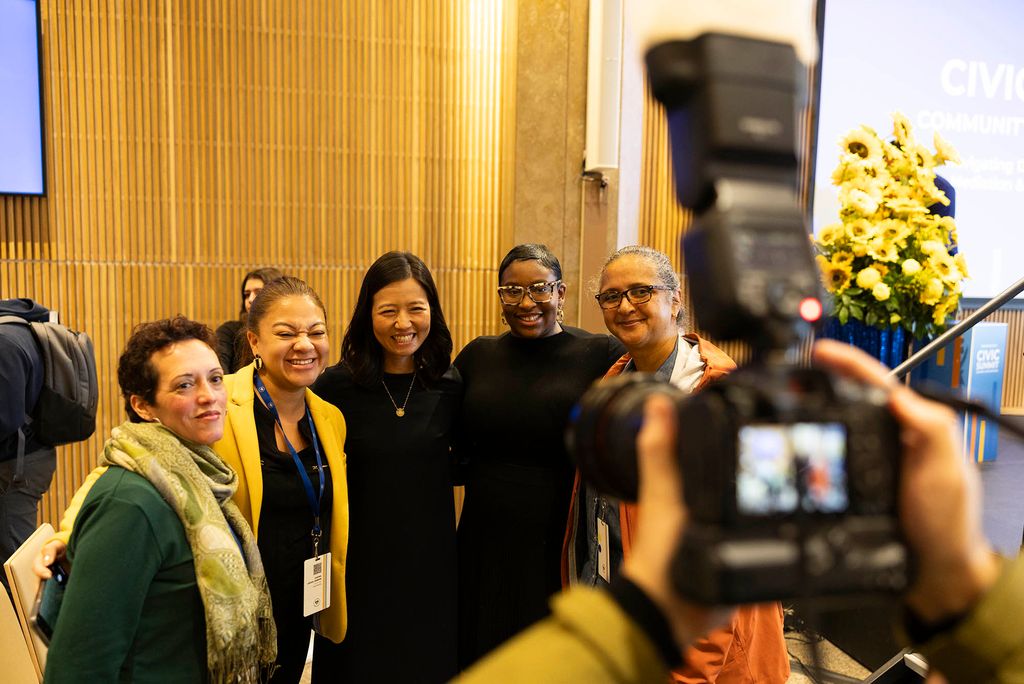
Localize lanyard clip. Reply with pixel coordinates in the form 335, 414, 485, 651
312, 520, 322, 558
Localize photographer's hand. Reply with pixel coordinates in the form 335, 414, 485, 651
813, 340, 1001, 625
621, 394, 733, 653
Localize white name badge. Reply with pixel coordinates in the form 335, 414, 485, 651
597, 518, 610, 583
303, 552, 331, 617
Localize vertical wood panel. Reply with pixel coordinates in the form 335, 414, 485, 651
1, 0, 517, 527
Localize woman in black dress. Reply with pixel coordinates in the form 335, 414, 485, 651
311, 252, 461, 683
455, 243, 624, 667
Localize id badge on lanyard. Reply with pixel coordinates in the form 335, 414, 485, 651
254, 374, 331, 616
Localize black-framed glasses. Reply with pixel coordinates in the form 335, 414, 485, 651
595, 285, 673, 310
497, 280, 562, 305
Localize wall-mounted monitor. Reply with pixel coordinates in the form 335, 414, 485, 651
810, 0, 1024, 300
0, 0, 44, 196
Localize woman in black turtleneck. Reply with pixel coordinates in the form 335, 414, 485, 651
455, 243, 623, 669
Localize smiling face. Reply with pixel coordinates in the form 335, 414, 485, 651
242, 278, 265, 314
599, 254, 681, 355
500, 259, 566, 339
129, 339, 227, 445
371, 277, 431, 374
247, 294, 329, 394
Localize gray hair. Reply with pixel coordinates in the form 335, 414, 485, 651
600, 245, 685, 325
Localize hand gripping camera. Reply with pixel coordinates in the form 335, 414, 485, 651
569, 27, 907, 604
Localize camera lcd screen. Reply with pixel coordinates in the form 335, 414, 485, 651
736, 422, 848, 515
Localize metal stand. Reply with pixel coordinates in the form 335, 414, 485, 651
863, 648, 927, 683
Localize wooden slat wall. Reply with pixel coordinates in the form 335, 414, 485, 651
0, 0, 517, 526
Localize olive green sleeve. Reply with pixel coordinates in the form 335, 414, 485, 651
456, 588, 669, 684
915, 556, 1024, 683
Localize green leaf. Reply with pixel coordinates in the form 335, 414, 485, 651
845, 287, 864, 295
865, 310, 878, 327
838, 307, 849, 325
850, 305, 864, 321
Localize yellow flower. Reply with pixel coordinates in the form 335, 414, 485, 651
910, 144, 935, 170
872, 282, 891, 301
818, 223, 844, 246
851, 242, 868, 257
933, 131, 961, 165
929, 253, 962, 284
892, 112, 913, 146
839, 125, 883, 161
845, 218, 875, 243
842, 188, 880, 216
884, 197, 929, 216
818, 257, 852, 293
901, 258, 922, 275
890, 313, 901, 324
878, 219, 910, 244
954, 253, 970, 279
920, 240, 946, 256
868, 238, 899, 262
920, 278, 944, 305
856, 266, 882, 289
832, 252, 854, 267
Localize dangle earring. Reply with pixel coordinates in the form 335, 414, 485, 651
254, 354, 264, 371
500, 312, 507, 326
556, 305, 565, 324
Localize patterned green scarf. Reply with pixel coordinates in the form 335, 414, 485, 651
102, 421, 277, 683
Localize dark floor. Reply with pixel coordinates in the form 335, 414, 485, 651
979, 418, 1024, 556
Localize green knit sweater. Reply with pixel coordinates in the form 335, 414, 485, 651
44, 468, 207, 683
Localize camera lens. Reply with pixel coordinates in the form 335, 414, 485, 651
567, 373, 685, 502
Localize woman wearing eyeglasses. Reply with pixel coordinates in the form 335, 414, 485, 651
562, 245, 790, 683
454, 243, 624, 668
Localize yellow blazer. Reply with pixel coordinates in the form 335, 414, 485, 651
220, 363, 349, 643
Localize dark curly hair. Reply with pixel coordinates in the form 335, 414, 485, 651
340, 251, 452, 387
118, 316, 217, 422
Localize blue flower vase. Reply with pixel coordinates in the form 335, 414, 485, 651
819, 318, 911, 369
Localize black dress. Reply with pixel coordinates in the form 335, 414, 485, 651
454, 326, 624, 667
253, 399, 333, 684
310, 364, 461, 684
214, 319, 246, 373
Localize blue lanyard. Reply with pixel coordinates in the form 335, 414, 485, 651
253, 373, 326, 545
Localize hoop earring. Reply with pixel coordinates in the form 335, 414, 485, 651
254, 354, 264, 371
556, 306, 565, 324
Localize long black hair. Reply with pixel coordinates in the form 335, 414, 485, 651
341, 251, 453, 387
237, 267, 285, 317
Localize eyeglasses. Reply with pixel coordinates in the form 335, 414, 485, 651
497, 280, 562, 305
595, 285, 674, 310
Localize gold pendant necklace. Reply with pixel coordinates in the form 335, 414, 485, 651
382, 371, 416, 418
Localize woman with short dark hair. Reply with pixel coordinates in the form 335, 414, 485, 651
45, 317, 277, 683
310, 251, 461, 683
455, 243, 624, 668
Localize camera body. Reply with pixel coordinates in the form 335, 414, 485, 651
674, 365, 906, 603
569, 367, 907, 604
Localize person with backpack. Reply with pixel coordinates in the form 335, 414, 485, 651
0, 298, 97, 595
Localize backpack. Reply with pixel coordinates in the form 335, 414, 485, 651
0, 315, 98, 449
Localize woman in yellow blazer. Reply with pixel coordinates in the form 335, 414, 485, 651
38, 276, 348, 684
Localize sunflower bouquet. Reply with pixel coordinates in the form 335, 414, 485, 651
815, 112, 968, 338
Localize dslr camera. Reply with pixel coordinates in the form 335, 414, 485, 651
569, 31, 907, 604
